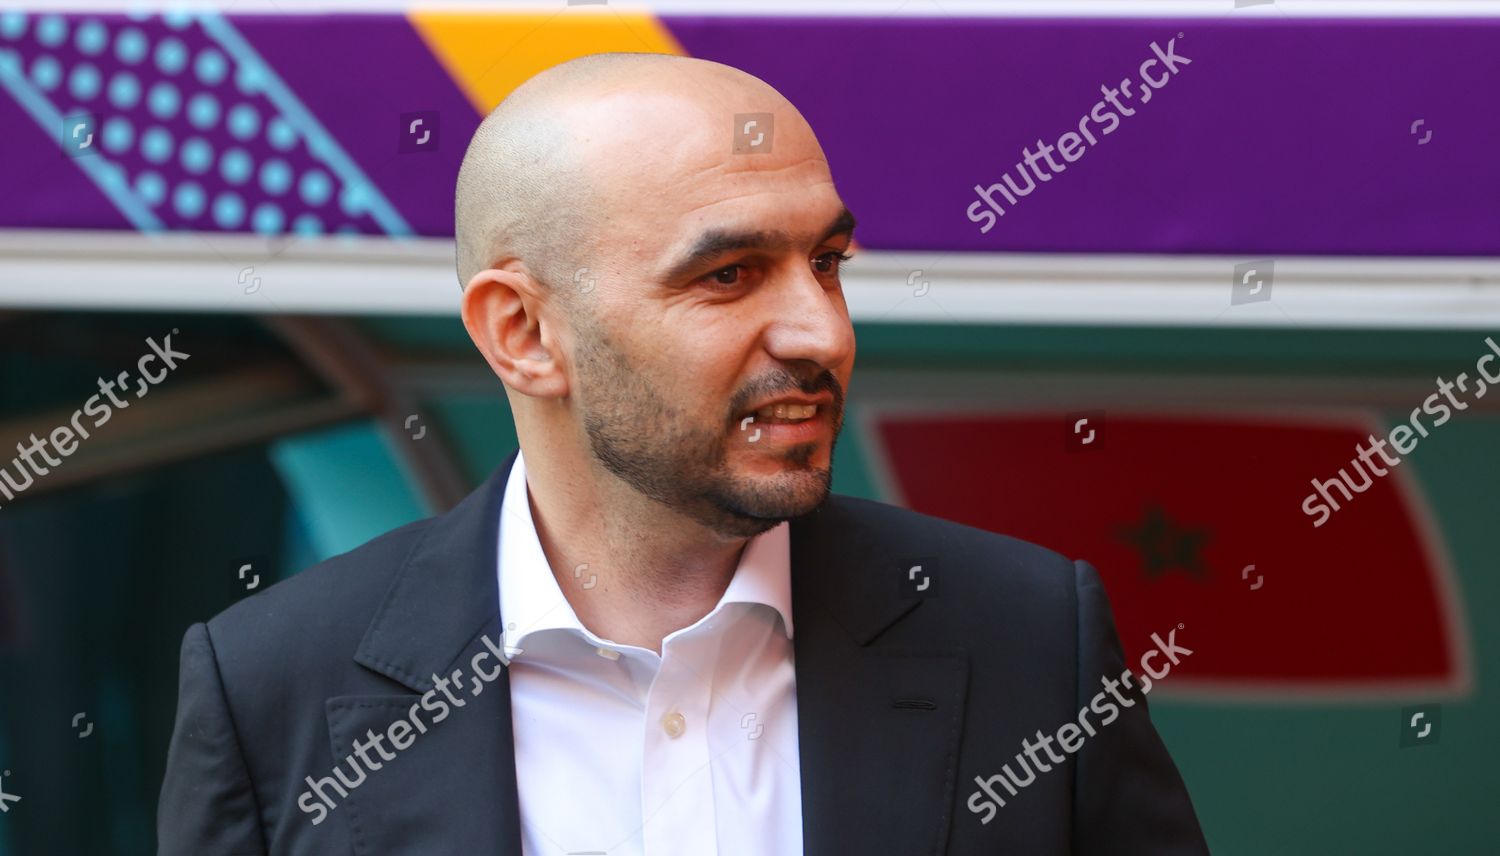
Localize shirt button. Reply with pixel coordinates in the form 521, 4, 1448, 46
661, 711, 686, 739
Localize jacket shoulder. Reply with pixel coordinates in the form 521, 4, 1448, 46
200, 514, 436, 671
818, 492, 1076, 566
815, 492, 1078, 600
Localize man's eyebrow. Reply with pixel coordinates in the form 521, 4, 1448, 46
658, 207, 858, 284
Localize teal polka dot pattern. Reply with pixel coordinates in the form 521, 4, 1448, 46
220, 148, 253, 185
250, 202, 284, 234
5, 11, 403, 237
35, 15, 65, 48
163, 10, 195, 31
172, 181, 206, 218
186, 92, 218, 129
298, 169, 332, 206
193, 47, 226, 85
101, 117, 133, 153
107, 71, 139, 108
115, 27, 147, 64
0, 12, 26, 41
155, 37, 187, 74
140, 126, 173, 164
292, 213, 324, 236
147, 81, 180, 119
180, 137, 213, 174
135, 171, 166, 206
226, 102, 259, 140
213, 192, 246, 228
30, 55, 60, 90
68, 63, 101, 99
75, 20, 107, 55
339, 182, 372, 217
267, 116, 297, 151
234, 61, 269, 95
259, 158, 292, 196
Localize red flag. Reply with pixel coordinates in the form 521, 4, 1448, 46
873, 410, 1469, 701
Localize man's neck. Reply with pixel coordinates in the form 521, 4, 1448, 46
522, 453, 749, 654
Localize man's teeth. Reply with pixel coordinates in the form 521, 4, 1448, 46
753, 403, 818, 422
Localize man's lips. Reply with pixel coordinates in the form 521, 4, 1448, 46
735, 404, 832, 444
739, 393, 835, 423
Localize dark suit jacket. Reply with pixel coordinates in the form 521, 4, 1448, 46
158, 448, 1209, 854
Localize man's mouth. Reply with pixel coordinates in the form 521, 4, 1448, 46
749, 402, 820, 424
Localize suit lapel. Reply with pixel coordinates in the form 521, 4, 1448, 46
336, 450, 524, 856
790, 498, 970, 856
328, 451, 968, 854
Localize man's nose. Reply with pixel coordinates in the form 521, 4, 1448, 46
762, 268, 855, 370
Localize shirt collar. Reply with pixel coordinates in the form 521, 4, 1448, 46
496, 449, 794, 652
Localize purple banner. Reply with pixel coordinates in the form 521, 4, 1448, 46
2, 12, 1497, 256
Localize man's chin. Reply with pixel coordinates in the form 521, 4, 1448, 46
733, 437, 829, 471
723, 466, 832, 522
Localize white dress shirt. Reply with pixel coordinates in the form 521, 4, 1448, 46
498, 449, 804, 856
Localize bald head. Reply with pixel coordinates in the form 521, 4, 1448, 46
453, 52, 807, 313
456, 50, 855, 540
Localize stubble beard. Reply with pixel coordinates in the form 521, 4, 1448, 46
574, 319, 838, 540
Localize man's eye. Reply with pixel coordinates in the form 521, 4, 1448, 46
813, 251, 854, 275
702, 264, 746, 290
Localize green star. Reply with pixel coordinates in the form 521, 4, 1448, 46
1117, 503, 1212, 581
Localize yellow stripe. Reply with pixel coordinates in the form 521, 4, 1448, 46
409, 10, 687, 115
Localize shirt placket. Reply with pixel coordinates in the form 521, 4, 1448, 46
640, 628, 718, 856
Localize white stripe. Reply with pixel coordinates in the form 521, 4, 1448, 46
3, 229, 1500, 328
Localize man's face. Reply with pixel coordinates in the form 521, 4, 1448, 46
561, 91, 856, 540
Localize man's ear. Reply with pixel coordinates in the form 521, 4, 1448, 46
460, 266, 570, 398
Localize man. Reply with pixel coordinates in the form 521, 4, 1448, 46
159, 53, 1208, 855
